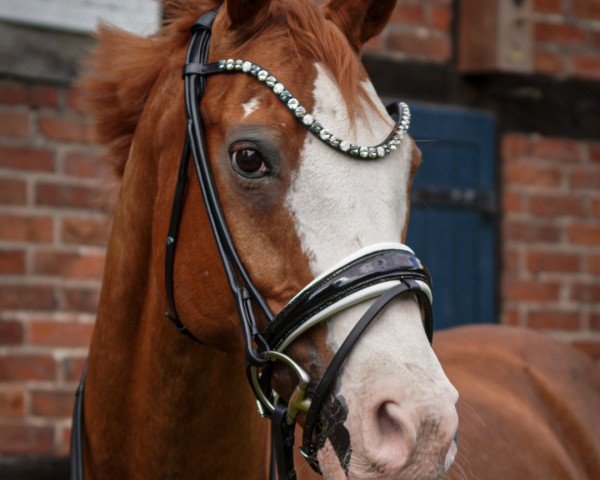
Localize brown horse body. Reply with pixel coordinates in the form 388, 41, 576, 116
439, 326, 600, 480
81, 0, 600, 478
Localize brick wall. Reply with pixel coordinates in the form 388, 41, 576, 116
367, 0, 600, 81
501, 133, 600, 358
0, 80, 112, 456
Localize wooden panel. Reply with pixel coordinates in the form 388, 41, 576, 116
458, 0, 533, 73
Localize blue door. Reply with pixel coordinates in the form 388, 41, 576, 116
406, 104, 497, 330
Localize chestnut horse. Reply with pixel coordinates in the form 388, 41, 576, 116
80, 0, 599, 479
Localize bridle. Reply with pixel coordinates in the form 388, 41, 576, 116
70, 7, 434, 480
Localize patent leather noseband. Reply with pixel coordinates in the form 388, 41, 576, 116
70, 8, 434, 480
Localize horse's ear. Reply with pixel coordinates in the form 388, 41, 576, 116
226, 0, 272, 30
324, 0, 397, 51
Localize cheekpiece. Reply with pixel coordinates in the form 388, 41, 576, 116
217, 59, 411, 159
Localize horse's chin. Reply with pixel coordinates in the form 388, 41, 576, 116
317, 438, 457, 480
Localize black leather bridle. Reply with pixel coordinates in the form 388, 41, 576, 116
70, 7, 434, 480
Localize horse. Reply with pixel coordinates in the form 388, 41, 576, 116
77, 0, 599, 479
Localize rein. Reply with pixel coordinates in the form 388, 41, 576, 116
70, 7, 434, 480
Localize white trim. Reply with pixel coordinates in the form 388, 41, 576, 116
0, 0, 160, 35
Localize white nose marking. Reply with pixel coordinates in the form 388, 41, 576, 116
241, 96, 260, 118
445, 440, 457, 472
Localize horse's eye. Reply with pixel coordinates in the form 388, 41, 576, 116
231, 149, 268, 178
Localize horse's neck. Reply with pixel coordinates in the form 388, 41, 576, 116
83, 149, 269, 479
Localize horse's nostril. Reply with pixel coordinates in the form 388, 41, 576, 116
377, 401, 404, 435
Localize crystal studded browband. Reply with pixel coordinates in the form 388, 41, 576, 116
184, 58, 411, 159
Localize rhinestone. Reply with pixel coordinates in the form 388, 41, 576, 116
350, 145, 359, 155
287, 98, 299, 110
279, 90, 292, 102
319, 129, 331, 141
302, 114, 314, 126
226, 59, 235, 70
390, 145, 397, 151
329, 136, 340, 147
250, 65, 261, 75
266, 76, 276, 87
359, 147, 369, 158
369, 148, 377, 158
340, 141, 350, 152
218, 60, 226, 69
234, 59, 243, 70
242, 61, 252, 72
273, 83, 284, 94
310, 122, 323, 134
295, 106, 306, 117
377, 146, 385, 157
258, 70, 269, 81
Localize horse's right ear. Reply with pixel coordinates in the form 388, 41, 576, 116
226, 0, 272, 31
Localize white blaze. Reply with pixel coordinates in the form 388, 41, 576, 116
285, 64, 457, 472
242, 96, 261, 118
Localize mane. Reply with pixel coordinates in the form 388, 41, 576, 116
82, 0, 368, 176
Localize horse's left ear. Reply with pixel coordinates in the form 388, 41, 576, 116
324, 0, 397, 51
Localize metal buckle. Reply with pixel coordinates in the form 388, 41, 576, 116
250, 351, 311, 424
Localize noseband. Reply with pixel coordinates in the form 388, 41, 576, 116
70, 8, 434, 480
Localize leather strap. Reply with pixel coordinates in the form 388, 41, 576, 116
271, 405, 297, 480
70, 364, 86, 480
300, 281, 430, 470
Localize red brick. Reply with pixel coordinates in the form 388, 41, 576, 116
386, 31, 451, 61
0, 110, 29, 138
571, 283, 600, 302
530, 137, 584, 162
591, 143, 600, 163
58, 425, 71, 456
527, 310, 580, 330
0, 284, 55, 311
0, 250, 26, 275
67, 87, 84, 112
24, 85, 61, 109
29, 320, 94, 347
429, 6, 452, 31
0, 425, 54, 455
0, 82, 25, 105
571, 54, 600, 81
33, 250, 105, 280
502, 133, 529, 159
570, 168, 599, 189
0, 177, 27, 205
503, 220, 561, 243
589, 254, 600, 274
503, 308, 520, 326
35, 182, 100, 209
62, 287, 100, 313
0, 354, 56, 381
38, 115, 90, 143
573, 341, 600, 360
503, 280, 560, 301
0, 320, 24, 345
591, 198, 600, 217
391, 4, 425, 25
31, 390, 74, 418
504, 163, 562, 187
527, 251, 580, 273
61, 216, 110, 246
568, 223, 600, 245
571, 0, 600, 21
503, 191, 525, 213
535, 50, 566, 76
63, 150, 110, 178
0, 388, 25, 417
529, 194, 585, 217
62, 356, 87, 382
0, 144, 55, 171
503, 248, 520, 275
591, 313, 600, 331
535, 22, 587, 46
0, 214, 53, 242
534, 0, 562, 13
